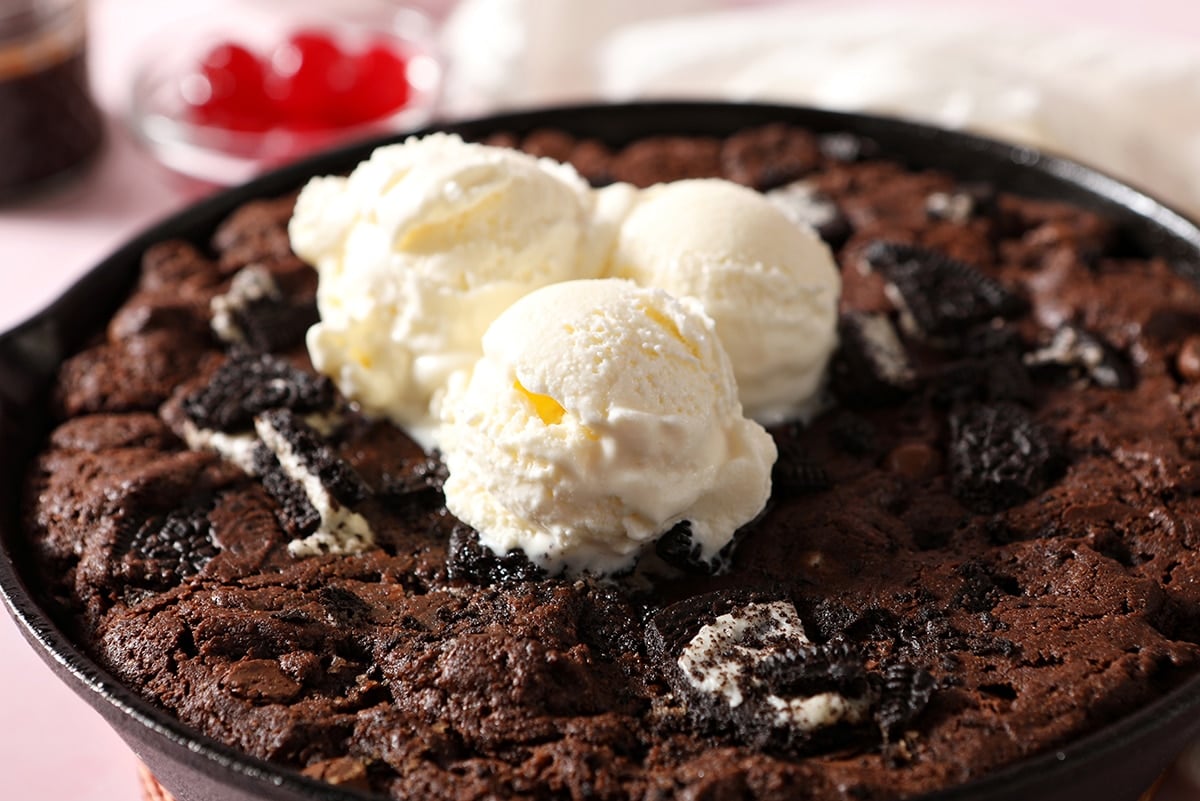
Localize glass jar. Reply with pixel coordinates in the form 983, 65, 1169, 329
0, 0, 103, 199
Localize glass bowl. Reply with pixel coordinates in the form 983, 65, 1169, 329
128, 3, 442, 186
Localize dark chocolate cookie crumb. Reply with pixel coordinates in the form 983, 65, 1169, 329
721, 123, 820, 190
256, 409, 370, 508
948, 402, 1062, 513
818, 132, 879, 163
182, 351, 335, 432
121, 506, 219, 586
866, 241, 1027, 338
1024, 324, 1136, 389
831, 312, 918, 407
234, 296, 319, 354
252, 443, 321, 537
773, 425, 833, 494
874, 662, 936, 739
928, 354, 1035, 407
446, 525, 546, 585
654, 521, 736, 575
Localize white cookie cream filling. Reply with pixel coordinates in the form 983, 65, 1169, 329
254, 415, 374, 558
209, 264, 280, 345
182, 411, 372, 558
677, 600, 870, 731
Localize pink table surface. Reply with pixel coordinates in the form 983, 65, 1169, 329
5, 1, 1200, 800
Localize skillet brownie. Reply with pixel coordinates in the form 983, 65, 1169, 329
23, 122, 1200, 800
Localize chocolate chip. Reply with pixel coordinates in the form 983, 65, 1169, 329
1024, 324, 1135, 389
301, 757, 372, 791
948, 402, 1062, 513
866, 242, 1028, 338
182, 351, 335, 432
224, 659, 302, 704
447, 525, 546, 585
654, 521, 736, 575
953, 559, 1021, 613
831, 312, 918, 407
885, 442, 942, 482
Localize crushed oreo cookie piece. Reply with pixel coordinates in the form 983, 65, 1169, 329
874, 662, 937, 739
831, 312, 918, 407
182, 351, 335, 432
958, 322, 1025, 358
236, 295, 319, 354
447, 525, 546, 585
649, 596, 877, 751
256, 409, 368, 508
646, 589, 781, 666
928, 354, 1035, 407
254, 410, 374, 556
210, 265, 279, 344
379, 457, 450, 520
720, 123, 820, 190
948, 402, 1061, 513
1024, 324, 1136, 389
766, 180, 851, 248
121, 507, 219, 586
818, 132, 879, 164
318, 585, 373, 626
925, 185, 996, 224
252, 443, 321, 538
866, 242, 1028, 338
380, 456, 449, 498
654, 521, 736, 575
772, 425, 832, 494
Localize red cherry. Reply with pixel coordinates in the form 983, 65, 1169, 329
265, 30, 357, 129
342, 43, 411, 125
188, 42, 270, 131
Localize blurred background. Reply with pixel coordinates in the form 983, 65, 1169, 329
3, 0, 1200, 798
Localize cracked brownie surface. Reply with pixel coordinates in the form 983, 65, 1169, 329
22, 123, 1200, 800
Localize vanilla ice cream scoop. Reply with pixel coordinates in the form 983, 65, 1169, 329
608, 178, 840, 424
289, 133, 630, 447
438, 278, 777, 575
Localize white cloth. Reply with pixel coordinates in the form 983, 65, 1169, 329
442, 1, 1200, 218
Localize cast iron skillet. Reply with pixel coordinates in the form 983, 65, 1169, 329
3, 102, 1200, 801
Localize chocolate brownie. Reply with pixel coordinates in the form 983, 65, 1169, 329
23, 122, 1200, 800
